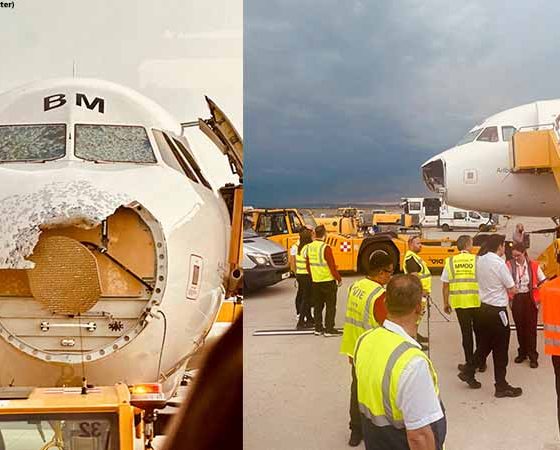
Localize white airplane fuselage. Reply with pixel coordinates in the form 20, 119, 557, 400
0, 78, 233, 397
422, 99, 560, 217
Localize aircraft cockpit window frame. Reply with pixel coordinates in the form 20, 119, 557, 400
0, 123, 67, 163
168, 136, 213, 190
456, 128, 482, 146
152, 129, 199, 183
476, 126, 499, 143
502, 126, 516, 142
74, 124, 157, 164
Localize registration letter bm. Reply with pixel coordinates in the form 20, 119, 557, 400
43, 93, 105, 113
76, 93, 105, 114
44, 94, 67, 112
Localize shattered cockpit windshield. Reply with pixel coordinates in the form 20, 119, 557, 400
75, 125, 157, 163
0, 124, 66, 162
456, 128, 482, 146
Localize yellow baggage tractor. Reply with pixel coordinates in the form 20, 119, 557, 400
248, 208, 478, 273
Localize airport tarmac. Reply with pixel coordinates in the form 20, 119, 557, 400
243, 218, 560, 450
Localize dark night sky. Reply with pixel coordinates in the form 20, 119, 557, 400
245, 0, 560, 206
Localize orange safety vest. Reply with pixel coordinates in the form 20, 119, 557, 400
541, 277, 560, 356
506, 258, 541, 303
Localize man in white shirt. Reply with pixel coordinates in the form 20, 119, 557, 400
458, 234, 522, 398
507, 242, 546, 368
355, 275, 446, 450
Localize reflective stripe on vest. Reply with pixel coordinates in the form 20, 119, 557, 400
444, 253, 480, 309
295, 244, 309, 275
404, 250, 432, 293
354, 327, 440, 431
340, 279, 384, 357
541, 277, 560, 356
307, 240, 335, 282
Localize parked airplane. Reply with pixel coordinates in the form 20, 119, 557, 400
422, 99, 560, 217
0, 78, 241, 397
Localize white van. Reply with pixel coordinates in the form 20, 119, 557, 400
400, 197, 441, 227
439, 206, 493, 231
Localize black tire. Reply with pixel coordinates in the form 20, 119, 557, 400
359, 242, 398, 274
441, 224, 450, 232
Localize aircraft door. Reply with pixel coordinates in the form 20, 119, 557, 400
195, 97, 243, 178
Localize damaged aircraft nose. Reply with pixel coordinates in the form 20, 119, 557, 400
422, 158, 446, 193
0, 178, 169, 364
0, 179, 132, 269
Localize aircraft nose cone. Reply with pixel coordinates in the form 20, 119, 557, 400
422, 158, 446, 193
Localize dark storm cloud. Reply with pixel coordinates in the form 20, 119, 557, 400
245, 0, 560, 206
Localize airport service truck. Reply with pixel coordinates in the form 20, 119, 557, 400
401, 197, 496, 232
249, 208, 478, 272
0, 383, 169, 450
313, 208, 366, 234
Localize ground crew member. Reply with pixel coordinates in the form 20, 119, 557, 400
292, 228, 315, 329
306, 224, 342, 336
459, 234, 522, 397
403, 236, 430, 344
541, 277, 560, 432
507, 242, 546, 368
442, 235, 485, 377
340, 252, 393, 447
355, 274, 446, 450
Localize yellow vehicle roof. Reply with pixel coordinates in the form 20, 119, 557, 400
251, 208, 295, 213
0, 384, 130, 414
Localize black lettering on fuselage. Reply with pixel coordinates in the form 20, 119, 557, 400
76, 93, 105, 113
43, 93, 105, 114
44, 94, 67, 111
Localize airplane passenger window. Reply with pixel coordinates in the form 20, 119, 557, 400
476, 126, 499, 143
75, 125, 157, 163
502, 126, 516, 142
170, 138, 213, 190
457, 128, 482, 146
152, 130, 198, 183
0, 124, 66, 162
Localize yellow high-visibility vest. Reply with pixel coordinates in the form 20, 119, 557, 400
404, 250, 432, 294
444, 252, 480, 309
295, 244, 310, 275
340, 278, 384, 357
307, 240, 335, 282
354, 327, 442, 446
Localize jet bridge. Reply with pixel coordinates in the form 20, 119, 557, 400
510, 125, 560, 187
510, 126, 560, 277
